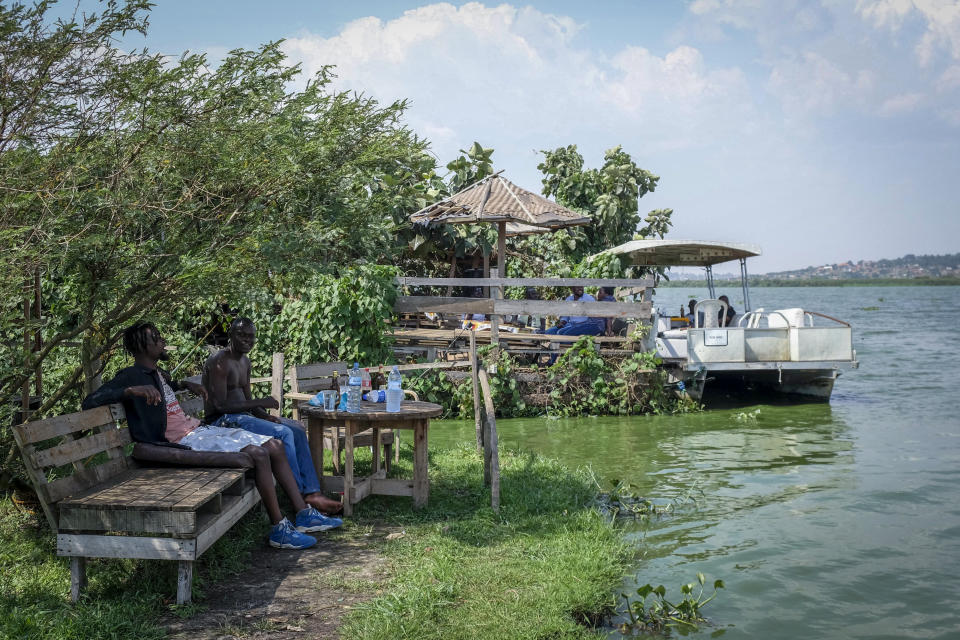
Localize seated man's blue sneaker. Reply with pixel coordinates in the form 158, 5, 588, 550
269, 517, 317, 549
295, 506, 344, 533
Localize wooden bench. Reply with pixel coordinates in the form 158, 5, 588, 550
11, 395, 260, 605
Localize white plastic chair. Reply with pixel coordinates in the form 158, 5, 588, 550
693, 299, 727, 328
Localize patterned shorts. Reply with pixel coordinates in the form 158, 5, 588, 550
178, 424, 272, 453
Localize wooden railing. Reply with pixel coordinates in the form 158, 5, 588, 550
393, 275, 654, 348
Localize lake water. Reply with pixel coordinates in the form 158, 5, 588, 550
430, 286, 960, 639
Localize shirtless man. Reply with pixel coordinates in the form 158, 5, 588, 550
83, 322, 330, 549
204, 317, 343, 517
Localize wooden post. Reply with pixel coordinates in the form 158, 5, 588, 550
445, 251, 457, 297
469, 331, 482, 454
269, 352, 284, 418
70, 557, 87, 602
477, 368, 500, 511
33, 268, 42, 397
413, 419, 429, 509
22, 277, 31, 420
176, 560, 193, 605
343, 420, 355, 516
489, 267, 500, 358
482, 250, 490, 298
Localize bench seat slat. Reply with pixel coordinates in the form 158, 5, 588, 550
13, 405, 118, 445
58, 468, 246, 535
45, 457, 132, 504
33, 427, 131, 469
61, 468, 243, 511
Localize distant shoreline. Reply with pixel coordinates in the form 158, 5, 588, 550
657, 277, 960, 288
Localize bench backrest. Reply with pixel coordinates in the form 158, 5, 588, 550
12, 393, 205, 533
287, 361, 348, 420
12, 403, 133, 531
288, 361, 350, 395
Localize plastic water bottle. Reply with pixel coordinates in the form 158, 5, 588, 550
363, 390, 386, 403
361, 367, 372, 396
386, 365, 402, 413
347, 363, 362, 413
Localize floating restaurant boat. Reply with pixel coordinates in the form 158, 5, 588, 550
596, 239, 859, 401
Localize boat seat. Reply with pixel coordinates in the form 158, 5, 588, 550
768, 308, 806, 328
693, 299, 728, 328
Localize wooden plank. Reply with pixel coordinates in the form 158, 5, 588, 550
70, 557, 86, 602
319, 475, 344, 492
33, 427, 131, 470
477, 368, 500, 512
394, 296, 493, 315
394, 297, 650, 318
195, 485, 261, 557
177, 561, 193, 605
13, 405, 118, 445
295, 361, 350, 381
343, 420, 355, 517
396, 276, 655, 288
270, 352, 284, 417
391, 328, 639, 343
352, 477, 373, 503
413, 420, 429, 509
469, 331, 482, 454
371, 478, 414, 496
45, 456, 131, 504
493, 299, 651, 318
58, 505, 198, 535
57, 533, 197, 561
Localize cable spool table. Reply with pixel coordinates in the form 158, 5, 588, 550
299, 400, 443, 516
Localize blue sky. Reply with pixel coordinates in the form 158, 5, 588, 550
68, 0, 960, 272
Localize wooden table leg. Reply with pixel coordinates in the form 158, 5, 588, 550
305, 417, 325, 489
372, 427, 381, 474
413, 419, 429, 509
343, 420, 355, 516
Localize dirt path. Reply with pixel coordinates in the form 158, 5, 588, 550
164, 528, 393, 640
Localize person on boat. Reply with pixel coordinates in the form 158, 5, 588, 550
718, 295, 736, 327
540, 286, 602, 336
204, 317, 344, 518
82, 322, 334, 550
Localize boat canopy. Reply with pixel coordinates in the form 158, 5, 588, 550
591, 239, 762, 267
590, 239, 763, 311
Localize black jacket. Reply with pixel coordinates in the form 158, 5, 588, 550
82, 364, 188, 446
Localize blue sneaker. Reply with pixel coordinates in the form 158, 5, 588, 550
269, 517, 317, 549
295, 506, 344, 533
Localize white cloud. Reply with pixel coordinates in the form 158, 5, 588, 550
879, 91, 925, 115
857, 0, 960, 65
767, 52, 875, 117
281, 2, 754, 164
937, 64, 960, 90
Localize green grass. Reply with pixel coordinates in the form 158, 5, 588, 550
0, 492, 265, 639
341, 445, 631, 640
0, 446, 631, 640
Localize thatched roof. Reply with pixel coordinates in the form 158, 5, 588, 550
410, 173, 591, 231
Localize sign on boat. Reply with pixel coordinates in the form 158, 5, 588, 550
595, 239, 859, 401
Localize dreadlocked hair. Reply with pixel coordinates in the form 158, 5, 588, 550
123, 322, 159, 356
